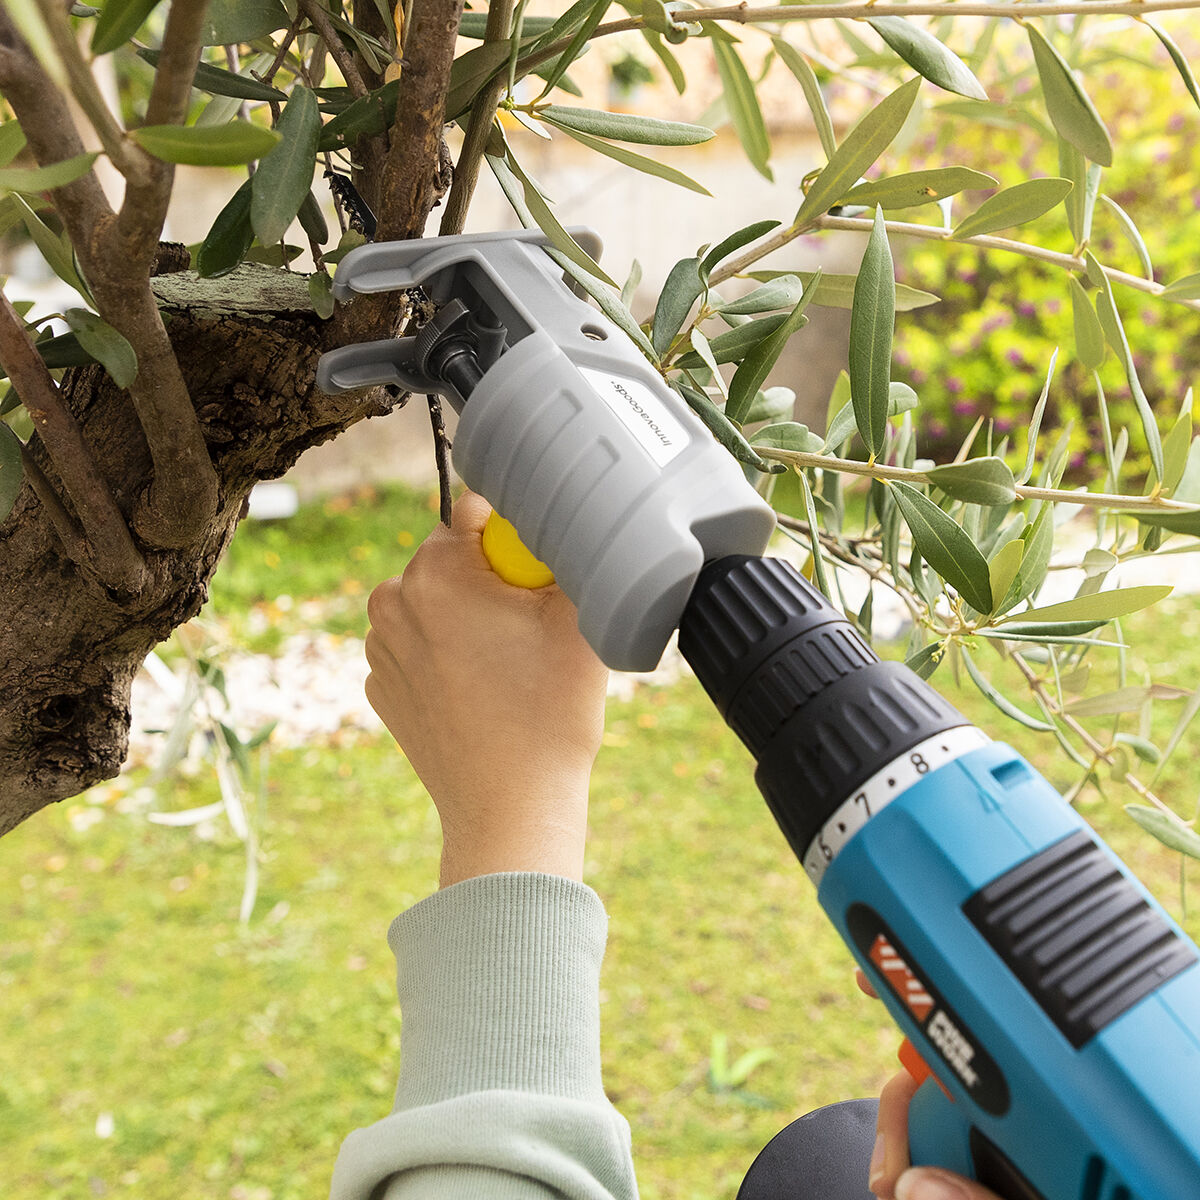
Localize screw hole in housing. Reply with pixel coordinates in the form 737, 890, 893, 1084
581, 324, 607, 341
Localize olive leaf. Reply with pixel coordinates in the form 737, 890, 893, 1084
713, 39, 772, 180
890, 481, 993, 613
795, 77, 922, 227
538, 105, 714, 145
1027, 24, 1113, 166
700, 220, 781, 279
867, 17, 987, 100
133, 120, 281, 166
848, 208, 894, 458
652, 257, 705, 357
952, 178, 1072, 240
842, 167, 996, 210
251, 86, 321, 246
197, 179, 254, 278
998, 585, 1172, 627
0, 420, 23, 523
542, 119, 710, 195
64, 308, 137, 389
0, 152, 100, 196
1068, 276, 1105, 370
926, 457, 1016, 506
772, 39, 835, 160
1124, 806, 1200, 862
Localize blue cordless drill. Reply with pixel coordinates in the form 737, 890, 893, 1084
317, 229, 1200, 1200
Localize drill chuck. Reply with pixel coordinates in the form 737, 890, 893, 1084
678, 555, 968, 867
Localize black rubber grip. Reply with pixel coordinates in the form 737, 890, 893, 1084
964, 831, 1199, 1047
678, 556, 968, 861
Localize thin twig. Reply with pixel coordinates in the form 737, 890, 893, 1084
428, 394, 453, 526
18, 442, 90, 565
300, 0, 369, 98
439, 0, 515, 237
755, 446, 1200, 515
0, 291, 145, 593
1010, 650, 1179, 817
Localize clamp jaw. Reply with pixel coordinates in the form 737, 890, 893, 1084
316, 228, 776, 672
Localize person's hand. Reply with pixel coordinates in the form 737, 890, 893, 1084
858, 972, 1007, 1200
364, 489, 609, 888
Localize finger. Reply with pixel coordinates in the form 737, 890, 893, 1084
449, 488, 492, 537
856, 968, 878, 999
870, 1070, 922, 1199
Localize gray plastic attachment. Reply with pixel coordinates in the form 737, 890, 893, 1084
316, 228, 777, 671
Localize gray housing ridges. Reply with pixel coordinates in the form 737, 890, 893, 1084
317, 228, 777, 671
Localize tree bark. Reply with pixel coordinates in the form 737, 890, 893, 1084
0, 266, 398, 835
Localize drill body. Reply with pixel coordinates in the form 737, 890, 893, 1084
317, 230, 1200, 1199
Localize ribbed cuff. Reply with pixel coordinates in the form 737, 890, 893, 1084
387, 872, 609, 1111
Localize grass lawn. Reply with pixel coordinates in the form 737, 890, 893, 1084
2, 481, 1199, 1200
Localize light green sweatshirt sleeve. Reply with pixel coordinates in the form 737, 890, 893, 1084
329, 872, 639, 1200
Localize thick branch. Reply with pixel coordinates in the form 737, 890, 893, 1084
376, 0, 465, 242
118, 0, 213, 264
0, 12, 115, 239
439, 0, 514, 236
0, 291, 145, 593
301, 0, 369, 97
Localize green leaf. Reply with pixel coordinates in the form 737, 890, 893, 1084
745, 386, 795, 424
93, 0, 162, 54
308, 271, 335, 319
135, 47, 287, 102
133, 121, 281, 167
542, 119, 710, 195
11, 193, 88, 296
795, 76, 922, 228
999, 585, 1172, 628
652, 256, 704, 356
537, 0, 610, 97
689, 329, 727, 399
487, 141, 617, 288
842, 167, 997, 211
1146, 21, 1200, 112
1027, 24, 1113, 166
1162, 271, 1200, 301
961, 648, 1054, 731
1089, 251, 1165, 483
750, 422, 824, 453
0, 121, 28, 169
676, 383, 784, 474
1162, 411, 1192, 496
1068, 276, 1105, 369
251, 86, 320, 245
1066, 684, 1189, 718
0, 151, 100, 195
64, 308, 137, 389
699, 219, 780, 278
319, 80, 402, 151
848, 208, 894, 458
988, 538, 1024, 613
197, 178, 254, 278
824, 381, 918, 449
0, 420, 23, 522
867, 17, 987, 100
1017, 347, 1059, 486
673, 312, 789, 369
1098, 194, 1152, 281
203, 0, 289, 45
1058, 137, 1101, 247
298, 189, 329, 247
905, 641, 944, 680
714, 275, 804, 317
891, 481, 992, 612
746, 270, 939, 312
951, 178, 1073, 240
927, 457, 1016, 506
713, 39, 772, 180
727, 275, 820, 424
5, 0, 67, 88
538, 105, 714, 145
641, 28, 687, 94
1124, 805, 1200, 862
772, 39, 835, 161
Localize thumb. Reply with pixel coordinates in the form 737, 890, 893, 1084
895, 1167, 1004, 1200
448, 489, 493, 537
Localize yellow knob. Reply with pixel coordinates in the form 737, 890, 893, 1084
482, 511, 555, 589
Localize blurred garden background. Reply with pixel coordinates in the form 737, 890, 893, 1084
4, 5, 1200, 1199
